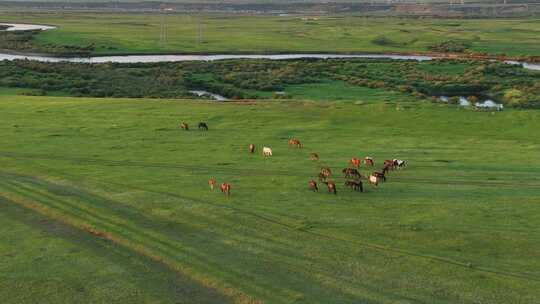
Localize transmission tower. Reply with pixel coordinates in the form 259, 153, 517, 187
159, 5, 173, 47
197, 15, 204, 44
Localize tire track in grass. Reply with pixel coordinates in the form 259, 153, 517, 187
0, 173, 426, 304
2, 169, 539, 284
0, 178, 272, 304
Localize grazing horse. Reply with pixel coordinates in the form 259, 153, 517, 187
349, 157, 361, 168
323, 181, 337, 195
382, 164, 392, 175
220, 183, 231, 196
364, 157, 374, 167
198, 122, 209, 131
288, 138, 303, 148
309, 153, 319, 161
180, 122, 189, 131
345, 180, 363, 192
208, 178, 217, 190
393, 159, 407, 169
308, 180, 319, 192
372, 171, 386, 182
249, 144, 256, 154
384, 160, 395, 170
342, 168, 361, 179
263, 147, 273, 157
368, 174, 381, 186
320, 167, 332, 178
318, 172, 328, 182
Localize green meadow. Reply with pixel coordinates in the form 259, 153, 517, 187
1, 12, 540, 56
1, 94, 539, 303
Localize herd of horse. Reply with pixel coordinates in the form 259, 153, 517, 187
181, 123, 407, 196
310, 157, 407, 195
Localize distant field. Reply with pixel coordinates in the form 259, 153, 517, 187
1, 12, 540, 56
1, 94, 539, 303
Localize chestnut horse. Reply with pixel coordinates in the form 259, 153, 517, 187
208, 178, 217, 190
220, 183, 231, 196
323, 181, 337, 195
349, 157, 361, 168
180, 122, 189, 130
288, 138, 303, 148
309, 153, 319, 161
308, 180, 319, 192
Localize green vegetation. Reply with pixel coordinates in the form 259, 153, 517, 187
0, 200, 229, 304
1, 13, 540, 57
1, 95, 539, 303
1, 58, 539, 107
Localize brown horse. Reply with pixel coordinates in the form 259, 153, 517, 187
320, 167, 332, 178
372, 171, 387, 182
323, 181, 337, 195
342, 168, 361, 179
384, 160, 395, 170
208, 178, 217, 190
349, 157, 361, 168
249, 144, 256, 154
309, 153, 319, 161
180, 122, 189, 131
288, 138, 303, 148
364, 157, 374, 167
308, 180, 319, 192
220, 183, 231, 196
345, 180, 363, 192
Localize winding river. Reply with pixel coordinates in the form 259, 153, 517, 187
1, 23, 539, 71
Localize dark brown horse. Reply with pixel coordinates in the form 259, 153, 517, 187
323, 181, 337, 195
198, 122, 209, 131
342, 168, 361, 179
372, 171, 387, 182
308, 180, 319, 192
345, 180, 363, 192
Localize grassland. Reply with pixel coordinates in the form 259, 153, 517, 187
1, 94, 539, 303
1, 12, 540, 56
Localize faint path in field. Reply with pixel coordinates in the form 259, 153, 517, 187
1, 151, 539, 189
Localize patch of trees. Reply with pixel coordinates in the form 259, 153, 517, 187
0, 58, 538, 108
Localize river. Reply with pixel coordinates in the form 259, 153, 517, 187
1, 23, 539, 71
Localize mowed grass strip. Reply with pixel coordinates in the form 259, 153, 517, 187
1, 13, 540, 56
0, 95, 539, 303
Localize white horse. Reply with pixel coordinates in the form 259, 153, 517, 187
368, 174, 380, 186
263, 147, 273, 157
